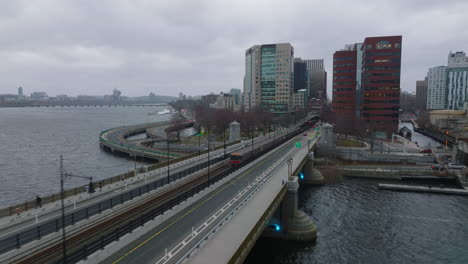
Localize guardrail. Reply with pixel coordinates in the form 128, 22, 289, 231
0, 140, 239, 218
0, 155, 228, 259
0, 132, 295, 257
154, 131, 314, 264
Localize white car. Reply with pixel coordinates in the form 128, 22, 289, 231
446, 163, 467, 170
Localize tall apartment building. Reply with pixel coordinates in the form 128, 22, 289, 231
447, 51, 468, 110
426, 51, 468, 110
427, 66, 447, 109
303, 59, 327, 100
332, 44, 359, 119
243, 43, 294, 113
332, 36, 402, 138
415, 78, 428, 110
294, 58, 309, 94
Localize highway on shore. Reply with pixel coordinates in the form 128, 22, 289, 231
102, 133, 303, 264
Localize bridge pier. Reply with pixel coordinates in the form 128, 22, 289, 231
302, 152, 324, 185
263, 176, 317, 242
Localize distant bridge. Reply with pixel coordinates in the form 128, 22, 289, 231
0, 103, 168, 108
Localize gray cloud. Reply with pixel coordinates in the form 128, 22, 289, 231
0, 0, 467, 97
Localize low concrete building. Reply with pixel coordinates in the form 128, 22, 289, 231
293, 89, 307, 110
210, 93, 237, 110
429, 110, 466, 130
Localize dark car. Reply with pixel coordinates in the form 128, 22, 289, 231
420, 149, 432, 154
431, 164, 446, 171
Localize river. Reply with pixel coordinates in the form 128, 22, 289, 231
2, 108, 467, 263
0, 106, 170, 207
245, 178, 468, 264
399, 122, 440, 149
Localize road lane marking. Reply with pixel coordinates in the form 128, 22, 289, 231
111, 137, 295, 264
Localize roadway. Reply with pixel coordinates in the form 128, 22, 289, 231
102, 130, 306, 264
0, 129, 293, 261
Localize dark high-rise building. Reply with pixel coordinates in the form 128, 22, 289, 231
332, 44, 358, 119
361, 36, 402, 138
332, 36, 402, 138
294, 58, 308, 93
416, 78, 428, 110
303, 59, 327, 100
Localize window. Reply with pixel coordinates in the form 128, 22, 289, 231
376, 41, 392, 49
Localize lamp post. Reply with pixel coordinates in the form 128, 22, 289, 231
59, 155, 93, 264
223, 123, 226, 159
251, 123, 254, 158
207, 129, 211, 186
166, 132, 170, 183
198, 133, 201, 156
59, 155, 66, 263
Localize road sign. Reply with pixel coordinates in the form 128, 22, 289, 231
295, 142, 301, 148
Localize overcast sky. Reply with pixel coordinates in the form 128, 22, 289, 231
0, 0, 467, 98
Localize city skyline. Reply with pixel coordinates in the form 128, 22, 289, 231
0, 0, 466, 97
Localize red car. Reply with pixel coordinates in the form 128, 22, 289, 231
420, 149, 432, 154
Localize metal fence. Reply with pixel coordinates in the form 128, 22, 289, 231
0, 156, 225, 256
0, 141, 240, 218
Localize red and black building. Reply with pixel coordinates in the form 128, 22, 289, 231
361, 36, 402, 137
332, 45, 358, 119
332, 36, 402, 138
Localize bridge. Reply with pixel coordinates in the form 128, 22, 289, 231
0, 116, 322, 264
0, 103, 169, 108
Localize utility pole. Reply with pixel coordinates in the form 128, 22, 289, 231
223, 125, 226, 158
251, 123, 254, 158
167, 133, 170, 183
198, 133, 201, 156
59, 155, 67, 264
58, 156, 94, 264
207, 129, 211, 186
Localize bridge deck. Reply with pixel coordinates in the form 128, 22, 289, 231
190, 132, 317, 264
100, 129, 318, 264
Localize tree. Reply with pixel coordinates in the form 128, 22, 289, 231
167, 113, 186, 142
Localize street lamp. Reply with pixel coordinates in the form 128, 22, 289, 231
166, 132, 170, 183
207, 129, 211, 186
197, 132, 201, 156
223, 123, 226, 158
251, 123, 255, 158
59, 155, 93, 264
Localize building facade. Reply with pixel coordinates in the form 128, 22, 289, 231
332, 44, 358, 119
210, 93, 236, 110
293, 58, 309, 93
446, 52, 468, 110
293, 89, 307, 110
303, 59, 327, 100
332, 36, 402, 138
416, 78, 428, 110
427, 66, 447, 110
243, 43, 294, 113
360, 36, 402, 138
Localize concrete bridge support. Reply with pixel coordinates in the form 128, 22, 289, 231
302, 152, 324, 185
263, 176, 317, 242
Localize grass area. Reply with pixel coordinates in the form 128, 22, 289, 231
337, 137, 365, 148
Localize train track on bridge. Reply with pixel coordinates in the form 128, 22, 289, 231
13, 163, 232, 264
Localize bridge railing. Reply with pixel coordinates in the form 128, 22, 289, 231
0, 140, 241, 218
156, 129, 320, 264
0, 155, 230, 260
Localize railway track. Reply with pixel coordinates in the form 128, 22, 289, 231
10, 118, 318, 263
14, 163, 232, 264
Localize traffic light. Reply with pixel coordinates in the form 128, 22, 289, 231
444, 131, 449, 135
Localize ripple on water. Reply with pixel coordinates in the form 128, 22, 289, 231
245, 178, 468, 264
0, 106, 170, 207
